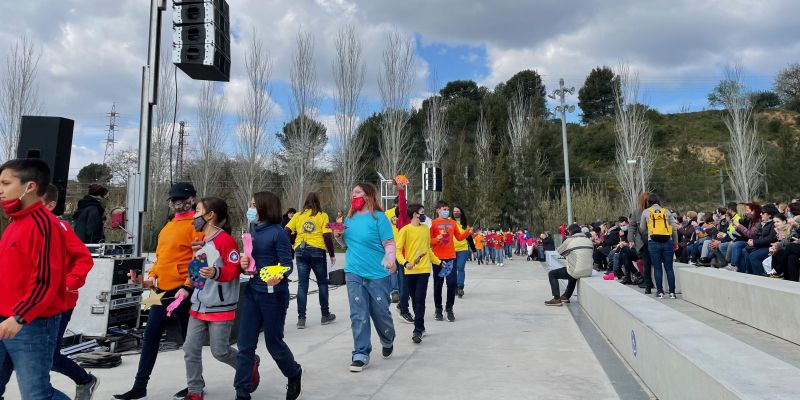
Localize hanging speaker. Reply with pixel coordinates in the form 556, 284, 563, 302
172, 0, 231, 82
16, 116, 74, 216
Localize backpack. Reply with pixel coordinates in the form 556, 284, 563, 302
647, 207, 672, 242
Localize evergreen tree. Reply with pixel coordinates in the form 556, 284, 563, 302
578, 66, 619, 124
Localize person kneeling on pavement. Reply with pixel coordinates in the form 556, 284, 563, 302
545, 224, 594, 306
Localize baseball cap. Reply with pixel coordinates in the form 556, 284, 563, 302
168, 182, 196, 200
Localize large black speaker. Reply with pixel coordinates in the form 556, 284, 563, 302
424, 166, 443, 192
17, 116, 74, 216
172, 0, 231, 82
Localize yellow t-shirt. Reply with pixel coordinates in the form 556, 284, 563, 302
385, 207, 399, 237
285, 209, 332, 251
396, 224, 441, 275
453, 220, 471, 252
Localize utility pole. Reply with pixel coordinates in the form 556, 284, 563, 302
104, 103, 118, 164
549, 79, 575, 225
176, 121, 188, 178
719, 166, 726, 205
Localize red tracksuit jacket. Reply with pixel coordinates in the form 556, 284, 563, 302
58, 220, 94, 310
0, 202, 68, 321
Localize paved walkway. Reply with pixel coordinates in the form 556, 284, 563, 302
7, 257, 620, 399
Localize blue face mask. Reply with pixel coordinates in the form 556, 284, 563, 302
440, 210, 450, 219
418, 214, 427, 223
246, 207, 258, 223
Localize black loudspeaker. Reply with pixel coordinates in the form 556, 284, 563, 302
17, 116, 74, 216
172, 0, 230, 82
424, 166, 443, 192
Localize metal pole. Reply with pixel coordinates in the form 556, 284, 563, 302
421, 162, 425, 207
719, 166, 726, 205
558, 79, 573, 225
131, 0, 166, 256
638, 155, 645, 192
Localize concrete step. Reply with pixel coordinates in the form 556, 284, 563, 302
677, 265, 800, 345
578, 275, 800, 400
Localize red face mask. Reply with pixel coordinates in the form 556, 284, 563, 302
1, 183, 31, 215
351, 196, 366, 211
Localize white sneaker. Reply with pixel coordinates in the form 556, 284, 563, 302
669, 293, 677, 299
656, 292, 664, 299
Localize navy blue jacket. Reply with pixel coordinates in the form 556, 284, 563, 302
251, 223, 294, 292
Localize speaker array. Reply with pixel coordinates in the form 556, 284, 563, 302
172, 0, 230, 82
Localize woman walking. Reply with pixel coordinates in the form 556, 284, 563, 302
285, 192, 337, 329
451, 206, 474, 298
630, 192, 654, 294
235, 192, 302, 400
641, 193, 679, 299
334, 183, 397, 372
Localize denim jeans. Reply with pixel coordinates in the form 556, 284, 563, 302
495, 249, 504, 264
487, 247, 495, 263
295, 246, 330, 320
134, 287, 191, 389
505, 244, 513, 257
649, 240, 676, 294
538, 247, 545, 260
397, 262, 410, 314
476, 249, 485, 264
433, 260, 457, 311
729, 241, 749, 269
345, 273, 395, 364
234, 284, 301, 398
619, 247, 641, 278
52, 309, 91, 385
0, 315, 69, 400
405, 273, 430, 335
742, 246, 770, 276
455, 250, 469, 289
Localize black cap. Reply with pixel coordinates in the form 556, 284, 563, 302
169, 182, 196, 200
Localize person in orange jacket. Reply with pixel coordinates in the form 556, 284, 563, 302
430, 200, 471, 322
114, 182, 201, 400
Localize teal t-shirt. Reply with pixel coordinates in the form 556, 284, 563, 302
344, 211, 394, 279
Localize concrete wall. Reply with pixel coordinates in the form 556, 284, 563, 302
678, 267, 800, 345
578, 277, 800, 400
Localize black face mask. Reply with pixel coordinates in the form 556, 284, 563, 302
418, 213, 427, 223
453, 213, 462, 220
193, 215, 208, 232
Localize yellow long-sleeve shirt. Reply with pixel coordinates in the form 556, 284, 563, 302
396, 223, 441, 275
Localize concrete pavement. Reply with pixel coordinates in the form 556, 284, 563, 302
6, 257, 621, 399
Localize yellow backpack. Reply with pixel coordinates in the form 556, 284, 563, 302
647, 207, 672, 242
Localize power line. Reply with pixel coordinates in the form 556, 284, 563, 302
103, 103, 119, 163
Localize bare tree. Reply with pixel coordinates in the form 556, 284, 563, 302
234, 30, 274, 227
423, 80, 448, 208
720, 64, 764, 201
473, 108, 494, 226
506, 85, 544, 227
614, 64, 654, 217
193, 81, 225, 197
331, 25, 366, 212
378, 31, 416, 179
284, 31, 325, 210
0, 35, 42, 162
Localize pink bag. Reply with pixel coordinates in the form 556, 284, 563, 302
242, 233, 255, 273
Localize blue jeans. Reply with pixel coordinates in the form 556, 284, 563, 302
234, 284, 301, 398
650, 240, 676, 294
730, 241, 749, 269
476, 249, 485, 264
295, 246, 330, 320
52, 309, 91, 385
496, 249, 504, 264
345, 273, 395, 364
505, 244, 512, 257
742, 246, 769, 276
0, 315, 69, 400
538, 247, 545, 260
455, 250, 469, 289
487, 247, 495, 263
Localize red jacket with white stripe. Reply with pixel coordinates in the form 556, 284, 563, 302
0, 202, 68, 321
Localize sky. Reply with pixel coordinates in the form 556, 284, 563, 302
0, 0, 797, 177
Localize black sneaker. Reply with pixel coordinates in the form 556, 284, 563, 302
446, 310, 455, 322
113, 387, 146, 400
286, 368, 302, 400
296, 318, 306, 329
173, 388, 188, 400
321, 313, 336, 325
434, 308, 444, 321
390, 291, 400, 303
457, 288, 464, 298
382, 345, 393, 359
75, 373, 98, 400
350, 360, 366, 372
412, 333, 422, 344
400, 312, 414, 324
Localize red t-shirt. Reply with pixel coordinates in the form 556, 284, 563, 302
503, 232, 514, 245
493, 234, 504, 249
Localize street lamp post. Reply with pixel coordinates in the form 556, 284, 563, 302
549, 79, 575, 225
627, 156, 645, 193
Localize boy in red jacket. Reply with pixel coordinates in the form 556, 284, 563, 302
43, 185, 99, 399
0, 159, 69, 400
